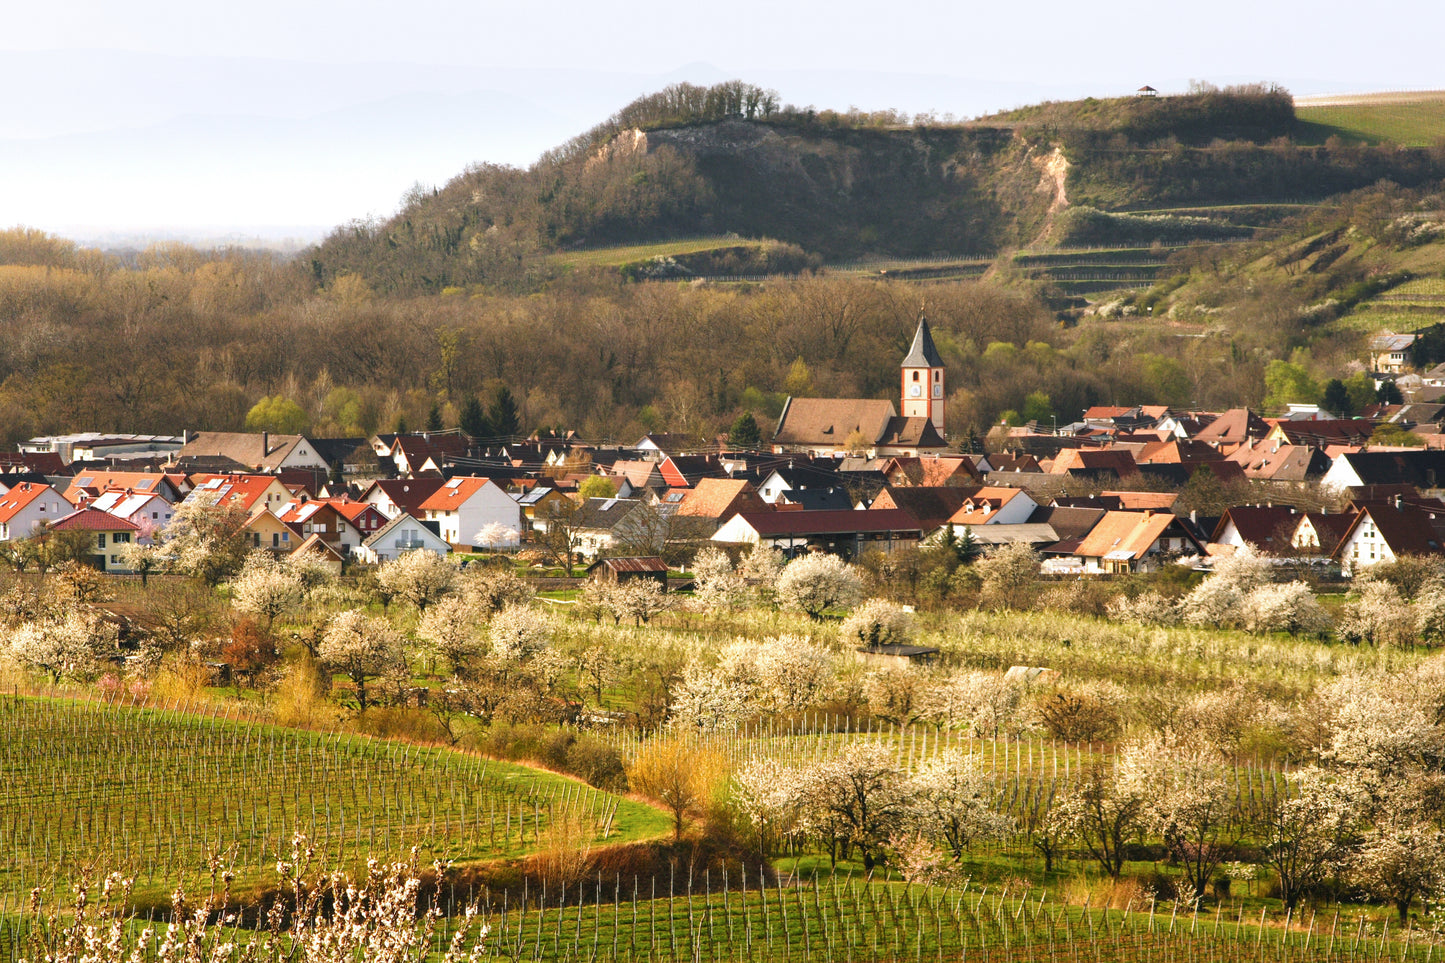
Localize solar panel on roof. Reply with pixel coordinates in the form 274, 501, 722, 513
76, 477, 92, 486
136, 480, 153, 489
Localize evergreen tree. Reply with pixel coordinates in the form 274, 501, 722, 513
460, 397, 490, 439
488, 386, 522, 438
1322, 378, 1353, 417
426, 404, 443, 432
1377, 380, 1404, 405
728, 411, 762, 449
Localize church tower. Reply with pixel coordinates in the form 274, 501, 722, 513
900, 312, 945, 435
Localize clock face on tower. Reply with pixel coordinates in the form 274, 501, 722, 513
933, 384, 942, 398
908, 384, 922, 398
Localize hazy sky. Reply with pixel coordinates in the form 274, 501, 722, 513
6, 0, 1444, 241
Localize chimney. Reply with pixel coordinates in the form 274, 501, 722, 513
262, 430, 269, 456
1190, 510, 1197, 524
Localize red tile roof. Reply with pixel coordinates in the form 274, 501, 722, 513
49, 508, 139, 532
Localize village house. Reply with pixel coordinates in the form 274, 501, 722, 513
1072, 510, 1205, 574
1227, 439, 1332, 482
87, 489, 174, 540
274, 499, 366, 555
670, 478, 770, 533
65, 471, 188, 505
358, 478, 448, 520
571, 497, 664, 560
0, 483, 74, 541
174, 432, 329, 473
1289, 511, 1354, 556
352, 513, 451, 564
1322, 449, 1445, 492
1371, 332, 1417, 374
712, 508, 924, 559
417, 477, 521, 550
185, 474, 295, 516
943, 487, 1040, 529
1334, 500, 1445, 575
242, 509, 298, 553
48, 508, 141, 573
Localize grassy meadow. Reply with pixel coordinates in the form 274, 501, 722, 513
1296, 93, 1445, 146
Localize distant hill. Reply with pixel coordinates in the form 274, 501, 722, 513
308, 82, 1445, 294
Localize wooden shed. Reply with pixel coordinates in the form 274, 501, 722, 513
587, 556, 670, 591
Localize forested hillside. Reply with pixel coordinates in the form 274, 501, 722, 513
308, 82, 1445, 294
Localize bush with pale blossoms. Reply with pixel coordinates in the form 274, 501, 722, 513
229, 550, 304, 629
318, 609, 407, 711
1181, 548, 1271, 628
376, 548, 457, 613
20, 838, 488, 963
754, 634, 836, 713
8, 607, 119, 684
1338, 581, 1417, 646
775, 553, 863, 619
839, 598, 915, 648
668, 659, 753, 731
907, 748, 1014, 859
1241, 581, 1331, 636
919, 670, 1025, 738
417, 593, 490, 675
1107, 590, 1180, 626
1414, 585, 1445, 645
488, 603, 554, 662
690, 547, 745, 610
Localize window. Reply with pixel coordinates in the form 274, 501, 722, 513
934, 371, 940, 382
911, 371, 919, 382
96, 534, 105, 548
113, 532, 131, 544
110, 555, 121, 565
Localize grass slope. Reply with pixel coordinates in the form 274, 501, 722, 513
0, 697, 670, 907
552, 236, 756, 269
1297, 92, 1445, 146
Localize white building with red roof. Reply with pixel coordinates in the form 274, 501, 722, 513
87, 490, 174, 540
418, 477, 521, 549
0, 482, 75, 541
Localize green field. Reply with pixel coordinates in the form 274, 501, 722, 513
1296, 94, 1445, 146
551, 237, 761, 269
0, 697, 669, 909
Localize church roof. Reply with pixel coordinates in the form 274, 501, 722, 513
901, 315, 944, 368
774, 398, 896, 448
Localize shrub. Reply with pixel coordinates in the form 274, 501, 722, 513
839, 598, 915, 647
1107, 591, 1179, 626
775, 554, 863, 618
975, 543, 1040, 610
1033, 681, 1127, 743
565, 736, 628, 791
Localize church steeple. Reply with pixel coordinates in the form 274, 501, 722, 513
900, 311, 946, 435
901, 312, 944, 368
